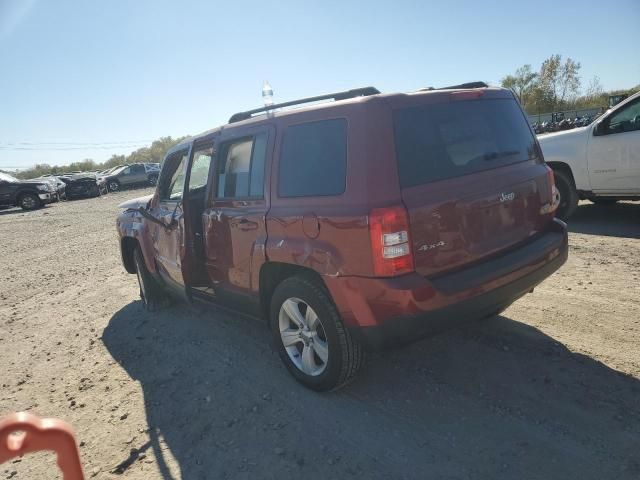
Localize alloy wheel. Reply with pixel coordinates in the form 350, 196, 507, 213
279, 298, 329, 376
21, 195, 37, 209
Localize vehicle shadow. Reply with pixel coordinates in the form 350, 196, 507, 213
0, 205, 54, 216
103, 302, 640, 480
568, 201, 640, 238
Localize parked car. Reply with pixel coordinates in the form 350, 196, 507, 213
0, 172, 57, 210
538, 91, 640, 219
58, 174, 103, 199
99, 166, 123, 176
117, 84, 568, 391
103, 163, 159, 192
32, 176, 66, 201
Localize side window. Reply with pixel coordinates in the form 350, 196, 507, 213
131, 164, 145, 174
158, 151, 189, 201
215, 133, 268, 199
605, 99, 640, 134
278, 119, 347, 197
189, 145, 213, 192
121, 167, 131, 175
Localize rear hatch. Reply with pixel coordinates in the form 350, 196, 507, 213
392, 89, 553, 278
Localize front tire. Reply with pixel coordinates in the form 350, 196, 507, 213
133, 246, 166, 312
270, 275, 365, 391
108, 180, 120, 192
148, 174, 158, 186
553, 170, 578, 221
19, 193, 41, 211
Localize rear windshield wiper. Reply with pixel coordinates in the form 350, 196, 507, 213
473, 150, 520, 162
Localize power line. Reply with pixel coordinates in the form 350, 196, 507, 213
0, 140, 154, 146
0, 144, 150, 151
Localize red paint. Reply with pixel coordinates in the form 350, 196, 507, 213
118, 86, 567, 342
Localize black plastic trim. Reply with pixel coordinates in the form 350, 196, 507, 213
228, 87, 380, 123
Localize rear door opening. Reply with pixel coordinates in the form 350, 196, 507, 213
393, 92, 553, 278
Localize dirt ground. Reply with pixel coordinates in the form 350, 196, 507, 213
1, 190, 639, 480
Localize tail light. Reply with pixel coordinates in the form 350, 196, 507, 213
540, 165, 560, 215
369, 206, 414, 277
450, 90, 485, 101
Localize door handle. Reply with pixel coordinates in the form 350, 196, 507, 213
235, 218, 257, 231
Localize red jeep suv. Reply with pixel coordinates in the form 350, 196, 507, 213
117, 83, 567, 391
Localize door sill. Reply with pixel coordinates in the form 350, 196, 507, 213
190, 286, 217, 301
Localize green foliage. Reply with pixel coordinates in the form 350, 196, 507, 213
502, 54, 638, 115
500, 64, 537, 106
15, 136, 187, 179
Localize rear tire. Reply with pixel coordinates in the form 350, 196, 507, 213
19, 192, 41, 211
148, 174, 158, 186
133, 246, 167, 312
270, 274, 365, 391
553, 170, 578, 221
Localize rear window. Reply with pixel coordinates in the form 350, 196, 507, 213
278, 119, 347, 197
394, 98, 537, 187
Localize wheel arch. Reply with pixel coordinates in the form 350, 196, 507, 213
547, 161, 576, 188
120, 236, 139, 274
258, 262, 328, 324
16, 189, 41, 208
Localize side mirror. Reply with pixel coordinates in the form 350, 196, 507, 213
593, 120, 606, 136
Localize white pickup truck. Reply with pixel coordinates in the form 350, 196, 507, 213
538, 92, 640, 219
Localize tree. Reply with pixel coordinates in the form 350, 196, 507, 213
585, 76, 604, 99
500, 64, 538, 108
537, 54, 581, 110
15, 136, 187, 179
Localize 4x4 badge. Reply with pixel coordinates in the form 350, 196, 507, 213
418, 240, 446, 252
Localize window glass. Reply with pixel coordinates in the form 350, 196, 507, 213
217, 138, 252, 198
189, 146, 213, 192
606, 99, 640, 134
121, 167, 130, 175
215, 134, 268, 199
131, 164, 145, 174
278, 119, 347, 197
393, 98, 537, 187
158, 151, 189, 201
249, 133, 268, 197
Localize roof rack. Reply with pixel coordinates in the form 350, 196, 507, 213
419, 81, 488, 92
438, 81, 488, 90
228, 86, 380, 123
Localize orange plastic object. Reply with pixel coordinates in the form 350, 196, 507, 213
0, 412, 84, 480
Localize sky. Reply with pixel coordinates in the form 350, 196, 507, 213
1, 0, 639, 170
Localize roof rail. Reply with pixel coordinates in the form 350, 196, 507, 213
438, 81, 488, 90
228, 86, 380, 123
418, 81, 489, 92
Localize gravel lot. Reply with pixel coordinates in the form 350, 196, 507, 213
1, 191, 639, 479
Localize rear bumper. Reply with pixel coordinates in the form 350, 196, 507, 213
324, 219, 568, 350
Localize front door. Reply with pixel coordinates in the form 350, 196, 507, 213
588, 96, 640, 193
129, 164, 147, 184
182, 139, 216, 288
202, 127, 272, 310
148, 148, 191, 297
